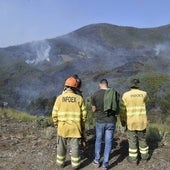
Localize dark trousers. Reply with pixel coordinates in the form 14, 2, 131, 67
127, 129, 149, 161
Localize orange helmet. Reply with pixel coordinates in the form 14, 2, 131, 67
65, 76, 78, 88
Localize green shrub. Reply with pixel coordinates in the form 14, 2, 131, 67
85, 96, 96, 129
146, 127, 162, 143
146, 125, 169, 148
35, 116, 53, 128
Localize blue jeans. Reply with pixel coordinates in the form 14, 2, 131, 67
94, 122, 115, 168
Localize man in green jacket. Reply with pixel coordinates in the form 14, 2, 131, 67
91, 79, 119, 170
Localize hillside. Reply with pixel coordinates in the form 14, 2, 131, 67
0, 109, 170, 170
0, 23, 170, 115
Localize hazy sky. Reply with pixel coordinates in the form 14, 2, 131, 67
0, 0, 170, 47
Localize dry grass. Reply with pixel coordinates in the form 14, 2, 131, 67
0, 108, 37, 121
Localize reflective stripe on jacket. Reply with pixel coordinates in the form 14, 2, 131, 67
122, 88, 148, 130
52, 90, 87, 138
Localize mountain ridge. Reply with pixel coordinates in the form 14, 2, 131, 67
0, 23, 170, 115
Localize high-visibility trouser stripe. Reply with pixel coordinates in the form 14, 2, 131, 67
56, 155, 65, 165
139, 146, 149, 154
129, 148, 138, 158
71, 156, 81, 167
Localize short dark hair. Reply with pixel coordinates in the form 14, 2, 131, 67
130, 78, 140, 88
100, 79, 108, 86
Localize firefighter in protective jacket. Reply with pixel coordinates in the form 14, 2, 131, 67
52, 76, 87, 169
120, 79, 149, 164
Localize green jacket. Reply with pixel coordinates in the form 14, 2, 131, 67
104, 88, 120, 114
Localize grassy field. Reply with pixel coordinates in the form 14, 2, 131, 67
0, 108, 53, 128
0, 108, 38, 121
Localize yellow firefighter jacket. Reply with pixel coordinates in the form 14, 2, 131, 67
52, 90, 87, 138
121, 88, 148, 131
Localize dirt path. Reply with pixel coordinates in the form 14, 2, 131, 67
0, 116, 170, 170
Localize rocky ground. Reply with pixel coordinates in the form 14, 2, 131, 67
0, 114, 170, 170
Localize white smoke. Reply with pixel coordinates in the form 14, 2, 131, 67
154, 43, 170, 74
155, 44, 164, 56
154, 43, 170, 56
26, 40, 51, 64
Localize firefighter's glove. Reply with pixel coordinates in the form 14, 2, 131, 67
81, 137, 87, 149
121, 126, 127, 133
121, 121, 126, 127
